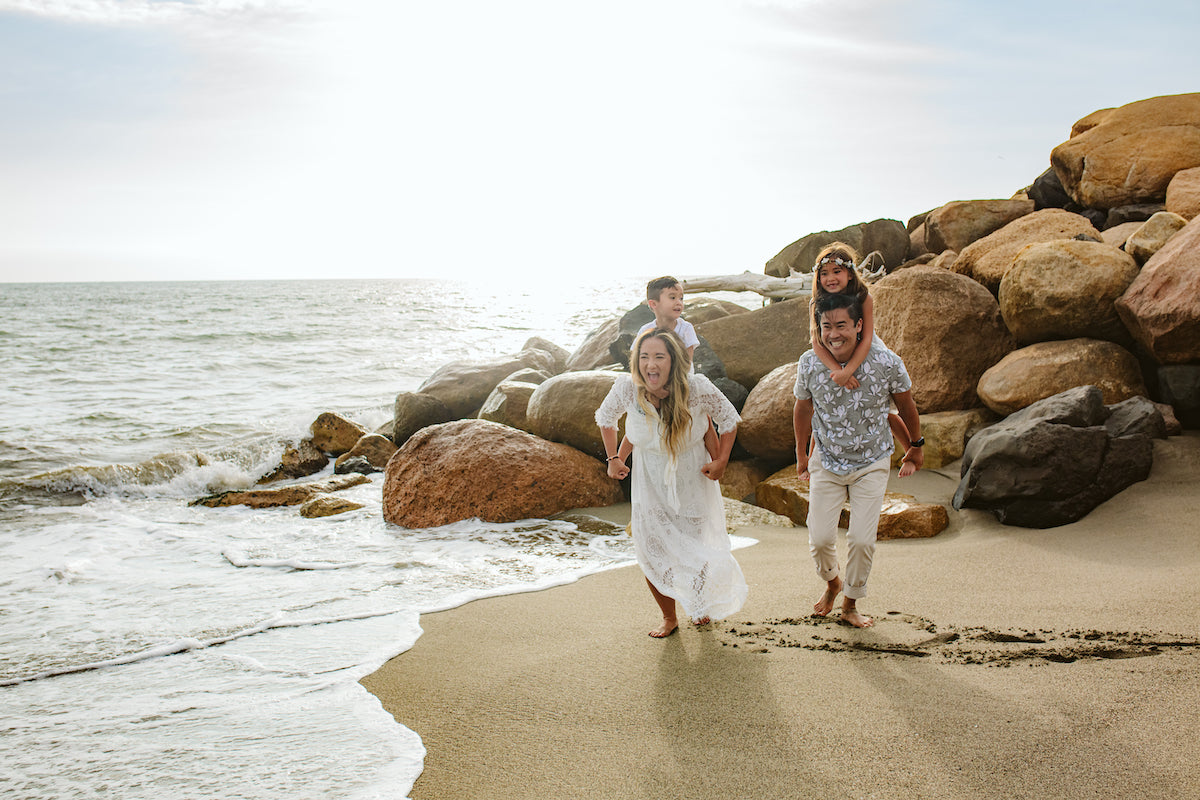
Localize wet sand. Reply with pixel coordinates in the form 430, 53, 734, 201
362, 433, 1200, 799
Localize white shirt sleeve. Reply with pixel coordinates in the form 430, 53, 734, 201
595, 374, 635, 428
689, 374, 740, 431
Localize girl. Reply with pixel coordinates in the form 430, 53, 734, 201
595, 328, 747, 638
809, 242, 921, 477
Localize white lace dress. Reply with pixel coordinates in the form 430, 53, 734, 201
595, 373, 748, 621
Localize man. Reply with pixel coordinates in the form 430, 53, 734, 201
792, 292, 923, 628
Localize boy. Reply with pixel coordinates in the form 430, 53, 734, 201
638, 276, 699, 365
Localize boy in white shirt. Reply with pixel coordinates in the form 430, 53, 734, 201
637, 276, 700, 366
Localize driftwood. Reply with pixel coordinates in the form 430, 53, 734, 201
682, 254, 887, 301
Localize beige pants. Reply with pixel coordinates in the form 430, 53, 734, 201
806, 452, 891, 601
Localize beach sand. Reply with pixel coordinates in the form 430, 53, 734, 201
362, 433, 1200, 799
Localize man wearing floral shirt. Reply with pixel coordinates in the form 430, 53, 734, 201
793, 292, 923, 628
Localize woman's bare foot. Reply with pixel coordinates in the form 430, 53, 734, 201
692, 616, 711, 626
649, 618, 678, 638
814, 576, 842, 616
841, 599, 874, 628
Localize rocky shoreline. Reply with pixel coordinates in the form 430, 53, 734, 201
215, 93, 1200, 531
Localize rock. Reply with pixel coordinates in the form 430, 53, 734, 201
525, 370, 621, 460
1051, 93, 1200, 210
891, 408, 999, 471
310, 412, 369, 456
1155, 365, 1200, 429
736, 362, 799, 462
682, 297, 751, 324
764, 218, 909, 277
565, 318, 622, 371
419, 347, 558, 418
522, 337, 568, 374
929, 250, 958, 270
1166, 166, 1200, 219
1103, 396, 1167, 440
1027, 166, 1074, 210
1104, 203, 1167, 229
908, 222, 931, 259
334, 433, 396, 472
299, 495, 364, 518
952, 386, 1153, 527
393, 392, 455, 446
192, 474, 370, 509
696, 296, 811, 390
334, 456, 376, 476
1100, 221, 1142, 249
872, 266, 1015, 412
1115, 214, 1200, 363
1153, 400, 1183, 435
718, 458, 778, 502
997, 239, 1140, 345
924, 198, 1036, 253
381, 420, 622, 528
723, 497, 795, 534
712, 377, 750, 412
952, 209, 1102, 293
756, 467, 948, 539
257, 438, 329, 484
1124, 211, 1188, 265
503, 367, 551, 385
976, 339, 1147, 416
478, 380, 539, 431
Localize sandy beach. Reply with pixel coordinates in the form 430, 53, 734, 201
362, 433, 1200, 799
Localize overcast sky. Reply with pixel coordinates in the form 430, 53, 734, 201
2, 0, 1198, 284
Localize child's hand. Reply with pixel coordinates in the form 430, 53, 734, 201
898, 459, 916, 478
831, 368, 860, 390
607, 459, 629, 480
700, 458, 727, 482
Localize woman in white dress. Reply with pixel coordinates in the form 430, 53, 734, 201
595, 328, 748, 638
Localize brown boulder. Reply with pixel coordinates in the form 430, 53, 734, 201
392, 392, 455, 446
310, 412, 369, 456
756, 468, 948, 540
300, 496, 365, 518
872, 266, 1015, 412
889, 408, 999, 471
1051, 93, 1200, 209
525, 370, 621, 460
952, 209, 1102, 294
1125, 211, 1188, 265
719, 458, 778, 502
1166, 166, 1200, 219
334, 433, 397, 471
257, 438, 329, 484
419, 348, 558, 418
1115, 214, 1200, 363
736, 362, 799, 462
381, 420, 622, 528
1100, 221, 1142, 249
908, 222, 931, 259
192, 474, 370, 509
564, 318, 622, 371
764, 218, 909, 277
696, 297, 810, 390
997, 239, 1140, 345
976, 339, 1147, 416
924, 198, 1036, 253
522, 337, 569, 375
478, 380, 539, 431
683, 297, 751, 324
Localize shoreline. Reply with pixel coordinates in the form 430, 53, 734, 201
362, 433, 1200, 799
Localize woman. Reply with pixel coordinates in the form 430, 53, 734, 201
595, 328, 747, 638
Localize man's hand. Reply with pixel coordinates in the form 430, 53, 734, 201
796, 453, 810, 481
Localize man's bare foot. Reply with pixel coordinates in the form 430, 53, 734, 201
649, 618, 678, 638
814, 576, 842, 616
841, 599, 874, 628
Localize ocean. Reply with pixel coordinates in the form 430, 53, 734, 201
0, 277, 675, 799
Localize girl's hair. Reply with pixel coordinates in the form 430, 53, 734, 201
810, 241, 868, 343
631, 328, 693, 460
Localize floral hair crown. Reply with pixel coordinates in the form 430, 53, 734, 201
818, 254, 854, 269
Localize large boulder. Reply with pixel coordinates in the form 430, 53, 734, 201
952, 209, 1102, 294
952, 386, 1154, 527
525, 370, 621, 460
565, 318, 622, 371
895, 408, 998, 471
718, 458, 778, 502
381, 420, 622, 528
1050, 93, 1200, 210
334, 433, 397, 473
1115, 213, 1200, 363
1125, 211, 1188, 265
418, 347, 557, 418
257, 438, 329, 484
736, 362, 799, 462
696, 297, 811, 390
997, 239, 1140, 346
1166, 166, 1200, 219
478, 380, 539, 431
1100, 221, 1142, 249
193, 474, 370, 509
976, 339, 1146, 416
924, 198, 1036, 253
872, 266, 1015, 412
392, 392, 455, 446
1155, 365, 1200, 429
522, 337, 569, 375
764, 218, 909, 277
310, 412, 369, 456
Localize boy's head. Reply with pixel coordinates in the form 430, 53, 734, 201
645, 276, 684, 323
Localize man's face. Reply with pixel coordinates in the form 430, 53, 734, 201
819, 307, 863, 362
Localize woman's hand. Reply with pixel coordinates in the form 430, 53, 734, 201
607, 459, 629, 480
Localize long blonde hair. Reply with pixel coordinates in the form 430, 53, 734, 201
631, 328, 692, 460
809, 241, 868, 345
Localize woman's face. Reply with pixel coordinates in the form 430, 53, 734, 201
817, 257, 851, 294
637, 335, 672, 393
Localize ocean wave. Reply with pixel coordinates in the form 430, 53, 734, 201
222, 549, 375, 571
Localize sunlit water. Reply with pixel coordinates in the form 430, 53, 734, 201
0, 277, 675, 799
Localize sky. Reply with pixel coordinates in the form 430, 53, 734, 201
1, 0, 1198, 284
